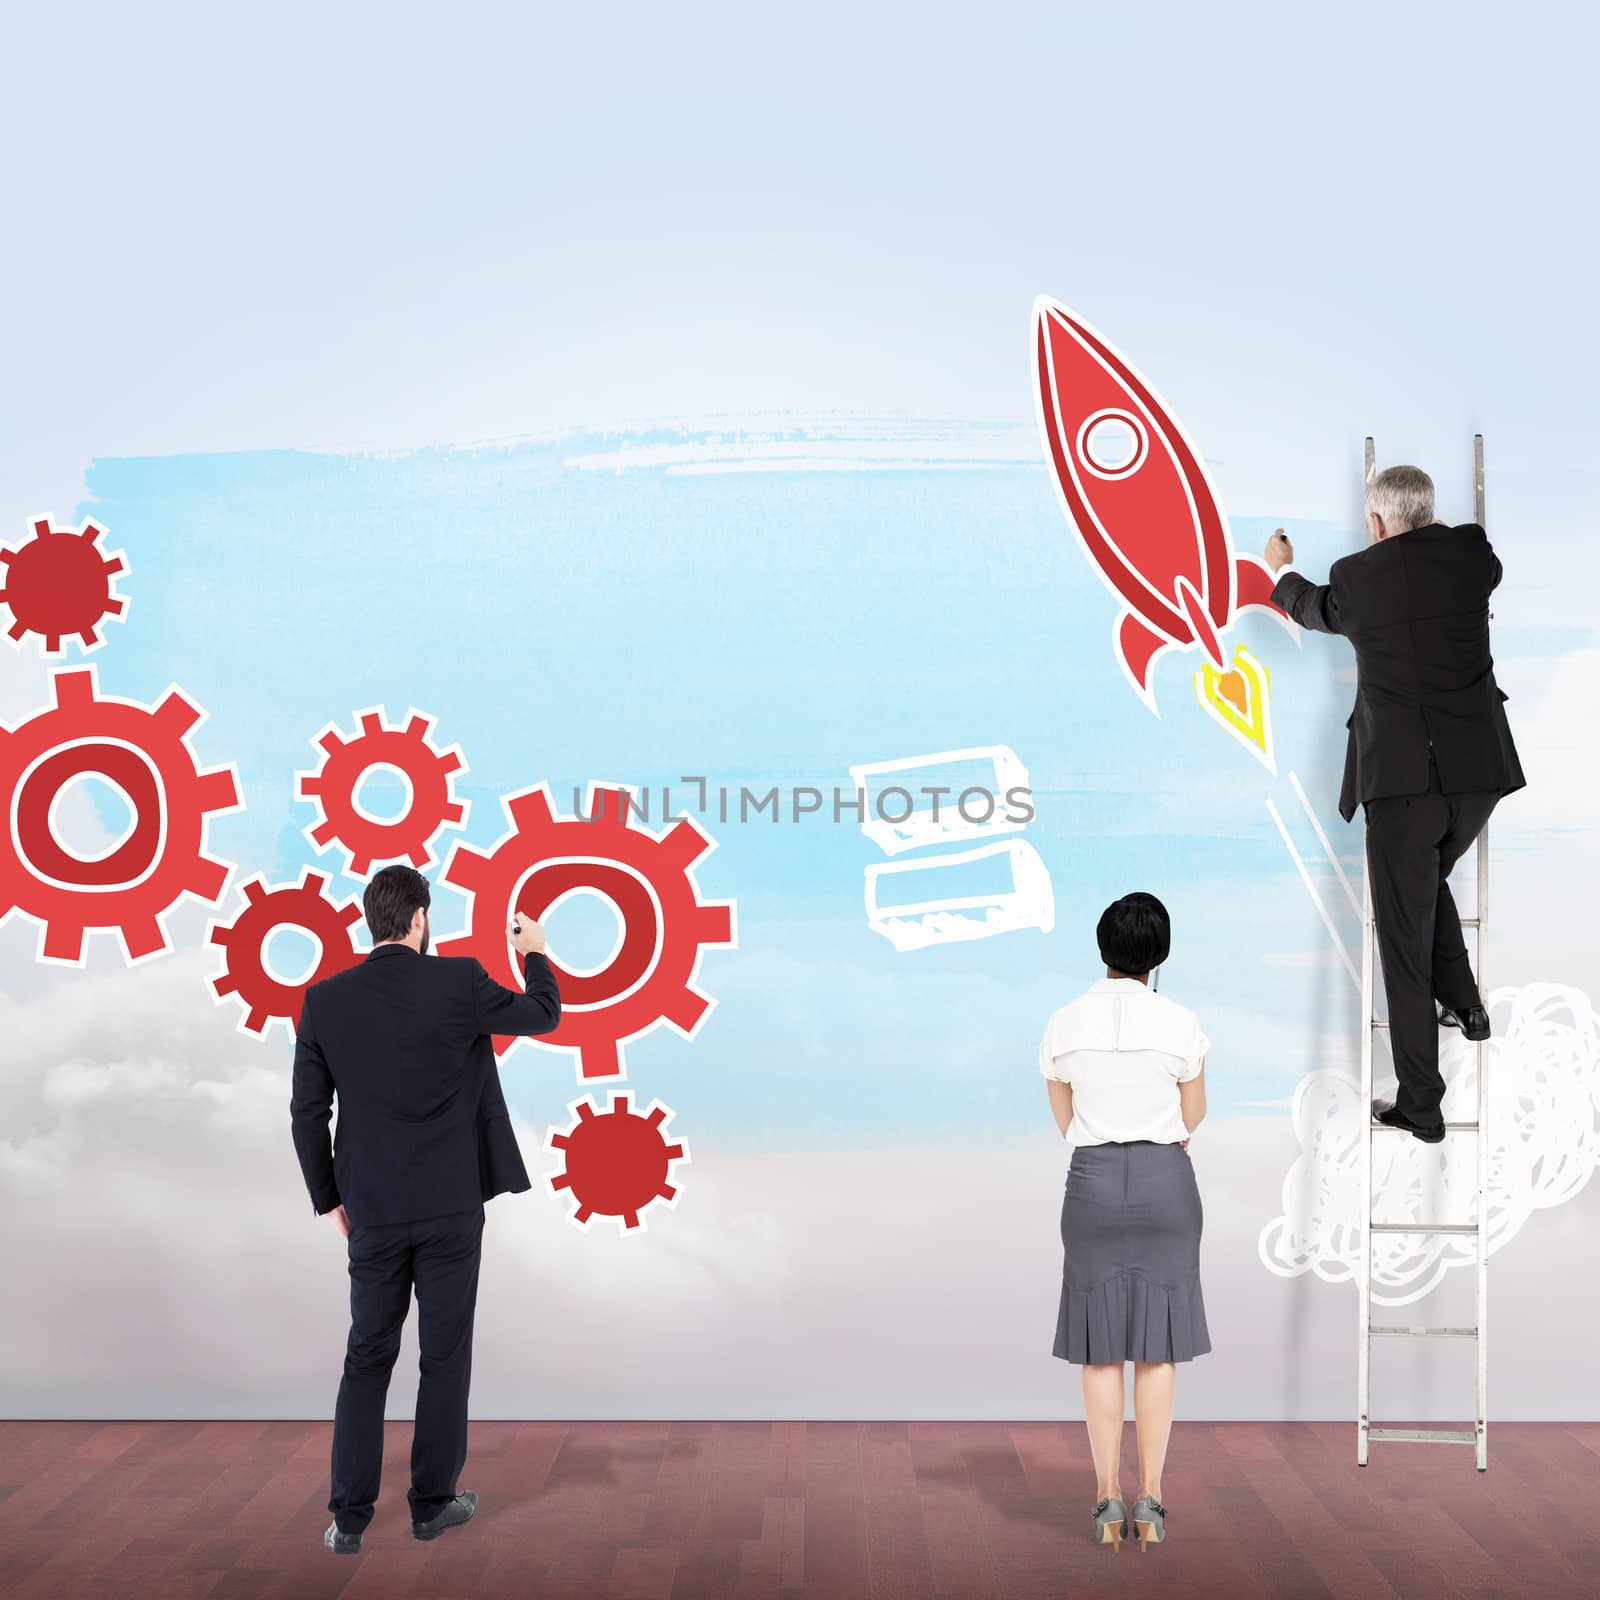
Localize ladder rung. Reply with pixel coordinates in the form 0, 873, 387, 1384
1370, 1121, 1479, 1132
1364, 917, 1481, 929
1371, 1011, 1482, 1029
1367, 1428, 1477, 1445
1370, 1222, 1478, 1235
1369, 1325, 1477, 1339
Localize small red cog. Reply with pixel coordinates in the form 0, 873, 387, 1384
0, 666, 241, 965
296, 706, 469, 877
545, 1091, 688, 1231
1, 515, 129, 655
437, 781, 737, 1081
208, 868, 365, 1036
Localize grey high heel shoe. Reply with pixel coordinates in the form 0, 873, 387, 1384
1130, 1494, 1166, 1551
1090, 1497, 1128, 1551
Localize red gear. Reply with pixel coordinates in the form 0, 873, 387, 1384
437, 782, 736, 1081
1, 515, 128, 654
0, 666, 241, 965
208, 868, 364, 1036
296, 706, 468, 877
545, 1091, 688, 1231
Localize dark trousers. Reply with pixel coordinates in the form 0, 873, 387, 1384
1363, 758, 1497, 1130
330, 1206, 485, 1535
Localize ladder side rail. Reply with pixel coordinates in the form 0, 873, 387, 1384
1358, 853, 1375, 1466
1475, 824, 1489, 1470
1357, 433, 1377, 1469
1473, 432, 1489, 1474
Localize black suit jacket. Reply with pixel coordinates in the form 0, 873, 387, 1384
290, 945, 561, 1227
1271, 522, 1525, 821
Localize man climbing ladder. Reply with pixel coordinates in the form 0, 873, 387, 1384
1262, 446, 1524, 1138
1263, 438, 1524, 1470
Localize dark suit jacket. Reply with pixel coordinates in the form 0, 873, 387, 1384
290, 945, 561, 1227
1271, 522, 1525, 821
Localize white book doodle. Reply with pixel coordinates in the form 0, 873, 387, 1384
850, 745, 1053, 952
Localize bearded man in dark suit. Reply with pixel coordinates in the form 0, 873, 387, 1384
291, 863, 560, 1552
1264, 464, 1524, 1143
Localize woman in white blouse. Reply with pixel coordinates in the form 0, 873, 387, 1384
1038, 892, 1210, 1553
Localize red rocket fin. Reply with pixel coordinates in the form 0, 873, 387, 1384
1113, 610, 1178, 715
1234, 555, 1301, 646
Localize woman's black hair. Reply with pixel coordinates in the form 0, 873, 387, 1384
1096, 891, 1171, 977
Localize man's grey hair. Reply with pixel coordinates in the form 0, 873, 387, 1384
1365, 464, 1435, 536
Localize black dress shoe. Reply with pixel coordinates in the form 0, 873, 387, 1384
1439, 1004, 1491, 1042
323, 1520, 362, 1555
412, 1489, 478, 1541
1372, 1099, 1446, 1144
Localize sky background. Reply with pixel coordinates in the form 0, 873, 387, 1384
1, 1, 1596, 1417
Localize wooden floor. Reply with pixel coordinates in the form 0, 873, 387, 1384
0, 1420, 1595, 1599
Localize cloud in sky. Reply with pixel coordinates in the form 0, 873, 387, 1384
3, 923, 1599, 1422
1259, 983, 1600, 1307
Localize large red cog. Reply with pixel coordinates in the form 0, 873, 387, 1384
0, 666, 241, 965
436, 781, 737, 1081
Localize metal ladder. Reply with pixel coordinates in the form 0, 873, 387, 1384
1357, 434, 1490, 1472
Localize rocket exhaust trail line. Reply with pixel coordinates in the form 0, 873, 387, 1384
1290, 769, 1362, 921
1265, 792, 1361, 992
1031, 297, 1297, 772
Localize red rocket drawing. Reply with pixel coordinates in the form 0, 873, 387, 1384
1032, 296, 1295, 722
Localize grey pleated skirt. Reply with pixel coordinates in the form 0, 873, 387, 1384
1053, 1140, 1211, 1364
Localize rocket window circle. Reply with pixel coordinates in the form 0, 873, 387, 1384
1076, 408, 1149, 480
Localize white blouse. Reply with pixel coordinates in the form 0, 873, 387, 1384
1038, 977, 1210, 1145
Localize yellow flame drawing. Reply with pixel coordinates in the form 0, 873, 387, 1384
1194, 644, 1276, 774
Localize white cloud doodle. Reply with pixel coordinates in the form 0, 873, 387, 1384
1258, 983, 1600, 1305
